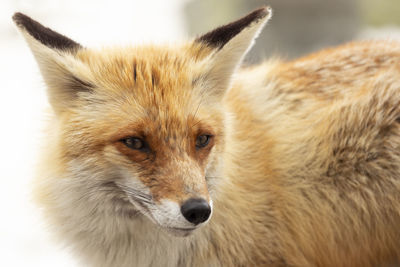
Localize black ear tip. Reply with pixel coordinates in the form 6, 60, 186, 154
196, 6, 272, 49
250, 6, 272, 20
12, 12, 82, 51
12, 12, 29, 28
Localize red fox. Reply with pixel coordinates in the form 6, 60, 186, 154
13, 7, 400, 266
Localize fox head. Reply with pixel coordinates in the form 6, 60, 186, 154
13, 8, 271, 236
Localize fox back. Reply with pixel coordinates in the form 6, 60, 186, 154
14, 7, 400, 267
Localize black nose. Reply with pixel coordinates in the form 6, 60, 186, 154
180, 198, 211, 225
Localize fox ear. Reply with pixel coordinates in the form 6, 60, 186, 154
12, 12, 93, 113
194, 7, 271, 98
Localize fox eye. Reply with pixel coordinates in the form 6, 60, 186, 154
122, 137, 146, 150
196, 134, 212, 149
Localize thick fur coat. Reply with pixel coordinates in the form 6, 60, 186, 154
13, 7, 400, 266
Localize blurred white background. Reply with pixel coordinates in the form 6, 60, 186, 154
1, 0, 400, 266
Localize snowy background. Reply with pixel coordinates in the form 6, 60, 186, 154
1, 0, 400, 266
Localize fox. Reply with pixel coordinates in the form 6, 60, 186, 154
12, 6, 400, 267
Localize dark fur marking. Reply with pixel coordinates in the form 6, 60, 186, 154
151, 73, 155, 87
196, 7, 270, 49
68, 76, 94, 91
62, 75, 95, 98
133, 61, 137, 82
12, 12, 81, 51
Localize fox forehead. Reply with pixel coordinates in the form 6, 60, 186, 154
75, 44, 207, 99
74, 45, 211, 119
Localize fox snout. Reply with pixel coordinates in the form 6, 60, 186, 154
146, 163, 213, 233
180, 198, 211, 225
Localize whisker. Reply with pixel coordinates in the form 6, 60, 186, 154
85, 182, 154, 205
118, 185, 152, 198
190, 118, 203, 129
115, 183, 154, 204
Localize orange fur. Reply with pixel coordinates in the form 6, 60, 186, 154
14, 7, 400, 267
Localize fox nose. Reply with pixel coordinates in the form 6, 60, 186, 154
180, 198, 211, 225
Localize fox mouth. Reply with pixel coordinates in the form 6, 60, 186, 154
113, 182, 202, 237
166, 227, 196, 237
127, 199, 198, 237
125, 198, 199, 237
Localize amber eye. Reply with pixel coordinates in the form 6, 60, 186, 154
122, 137, 146, 150
196, 134, 212, 149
